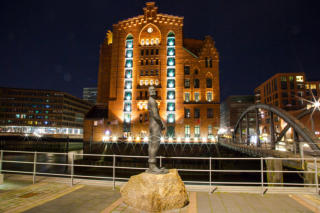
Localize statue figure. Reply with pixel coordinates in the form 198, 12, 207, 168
146, 86, 168, 174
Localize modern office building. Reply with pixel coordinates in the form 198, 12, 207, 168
84, 2, 220, 142
83, 87, 97, 104
0, 87, 93, 138
254, 73, 320, 139
254, 73, 306, 110
220, 95, 255, 133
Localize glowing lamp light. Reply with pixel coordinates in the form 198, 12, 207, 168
185, 137, 190, 143
136, 136, 140, 142
314, 100, 320, 109
169, 50, 174, 56
127, 42, 133, 48
102, 135, 110, 142
168, 94, 174, 100
126, 62, 132, 68
168, 137, 173, 142
125, 106, 131, 112
168, 105, 174, 111
168, 41, 174, 46
126, 95, 131, 100
126, 73, 131, 78
144, 137, 149, 142
160, 137, 165, 142
127, 52, 132, 58
126, 83, 131, 89
168, 60, 174, 66
194, 137, 199, 142
128, 136, 133, 142
112, 136, 117, 142
177, 137, 181, 142
105, 130, 110, 135
169, 72, 174, 77
168, 82, 174, 88
168, 117, 174, 123
201, 137, 207, 143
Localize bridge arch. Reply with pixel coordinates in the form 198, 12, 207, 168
232, 104, 320, 152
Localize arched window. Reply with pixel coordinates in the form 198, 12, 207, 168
206, 78, 212, 88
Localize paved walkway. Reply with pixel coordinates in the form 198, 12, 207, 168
0, 175, 319, 213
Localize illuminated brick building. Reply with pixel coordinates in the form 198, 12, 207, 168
84, 2, 220, 142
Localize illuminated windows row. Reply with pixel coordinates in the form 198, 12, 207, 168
140, 59, 159, 66
141, 49, 159, 56
184, 79, 213, 88
184, 92, 213, 102
184, 108, 214, 118
140, 70, 159, 76
184, 125, 213, 138
140, 38, 160, 46
139, 79, 159, 86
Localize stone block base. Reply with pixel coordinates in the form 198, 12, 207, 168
120, 169, 189, 212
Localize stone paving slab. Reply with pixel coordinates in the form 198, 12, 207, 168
197, 192, 314, 213
24, 185, 121, 213
0, 182, 83, 213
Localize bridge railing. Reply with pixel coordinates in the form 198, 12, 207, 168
0, 150, 319, 195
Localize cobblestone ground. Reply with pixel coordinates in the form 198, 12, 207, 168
0, 182, 83, 213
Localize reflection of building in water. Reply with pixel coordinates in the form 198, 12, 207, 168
84, 2, 220, 142
0, 87, 93, 138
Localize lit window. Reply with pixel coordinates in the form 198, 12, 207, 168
208, 125, 213, 137
151, 39, 154, 45
146, 39, 149, 45
195, 92, 200, 102
167, 91, 175, 100
155, 80, 159, 85
207, 108, 214, 118
167, 79, 175, 88
207, 92, 213, 102
167, 69, 175, 77
141, 39, 144, 45
155, 38, 159, 45
150, 80, 154, 85
296, 76, 304, 82
94, 121, 98, 126
184, 92, 190, 102
310, 84, 317, 89
140, 80, 144, 86
185, 125, 190, 137
195, 125, 200, 137
184, 79, 190, 88
145, 80, 149, 86
167, 103, 175, 111
184, 108, 190, 118
167, 114, 175, 123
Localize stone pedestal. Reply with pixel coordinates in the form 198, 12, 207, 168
120, 169, 189, 212
0, 174, 3, 184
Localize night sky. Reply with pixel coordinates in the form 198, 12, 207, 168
1, 0, 319, 101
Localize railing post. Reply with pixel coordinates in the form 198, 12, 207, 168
113, 154, 116, 190
0, 150, 3, 173
209, 157, 212, 193
160, 156, 162, 168
260, 157, 264, 195
314, 158, 318, 194
33, 151, 37, 184
71, 153, 74, 187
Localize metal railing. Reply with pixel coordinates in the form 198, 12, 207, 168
0, 150, 319, 195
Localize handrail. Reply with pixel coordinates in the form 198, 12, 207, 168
0, 150, 319, 195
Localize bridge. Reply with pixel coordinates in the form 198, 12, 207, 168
218, 103, 320, 185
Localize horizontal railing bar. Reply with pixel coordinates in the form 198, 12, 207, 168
2, 160, 34, 164
73, 164, 114, 169
2, 170, 34, 174
73, 174, 113, 179
36, 172, 71, 177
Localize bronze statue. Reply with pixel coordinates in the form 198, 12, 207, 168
146, 86, 168, 174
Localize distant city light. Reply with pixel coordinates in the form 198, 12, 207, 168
128, 136, 133, 142
185, 137, 190, 142
112, 136, 117, 142
201, 137, 207, 143
168, 137, 173, 142
177, 137, 181, 142
160, 137, 165, 142
144, 137, 149, 142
